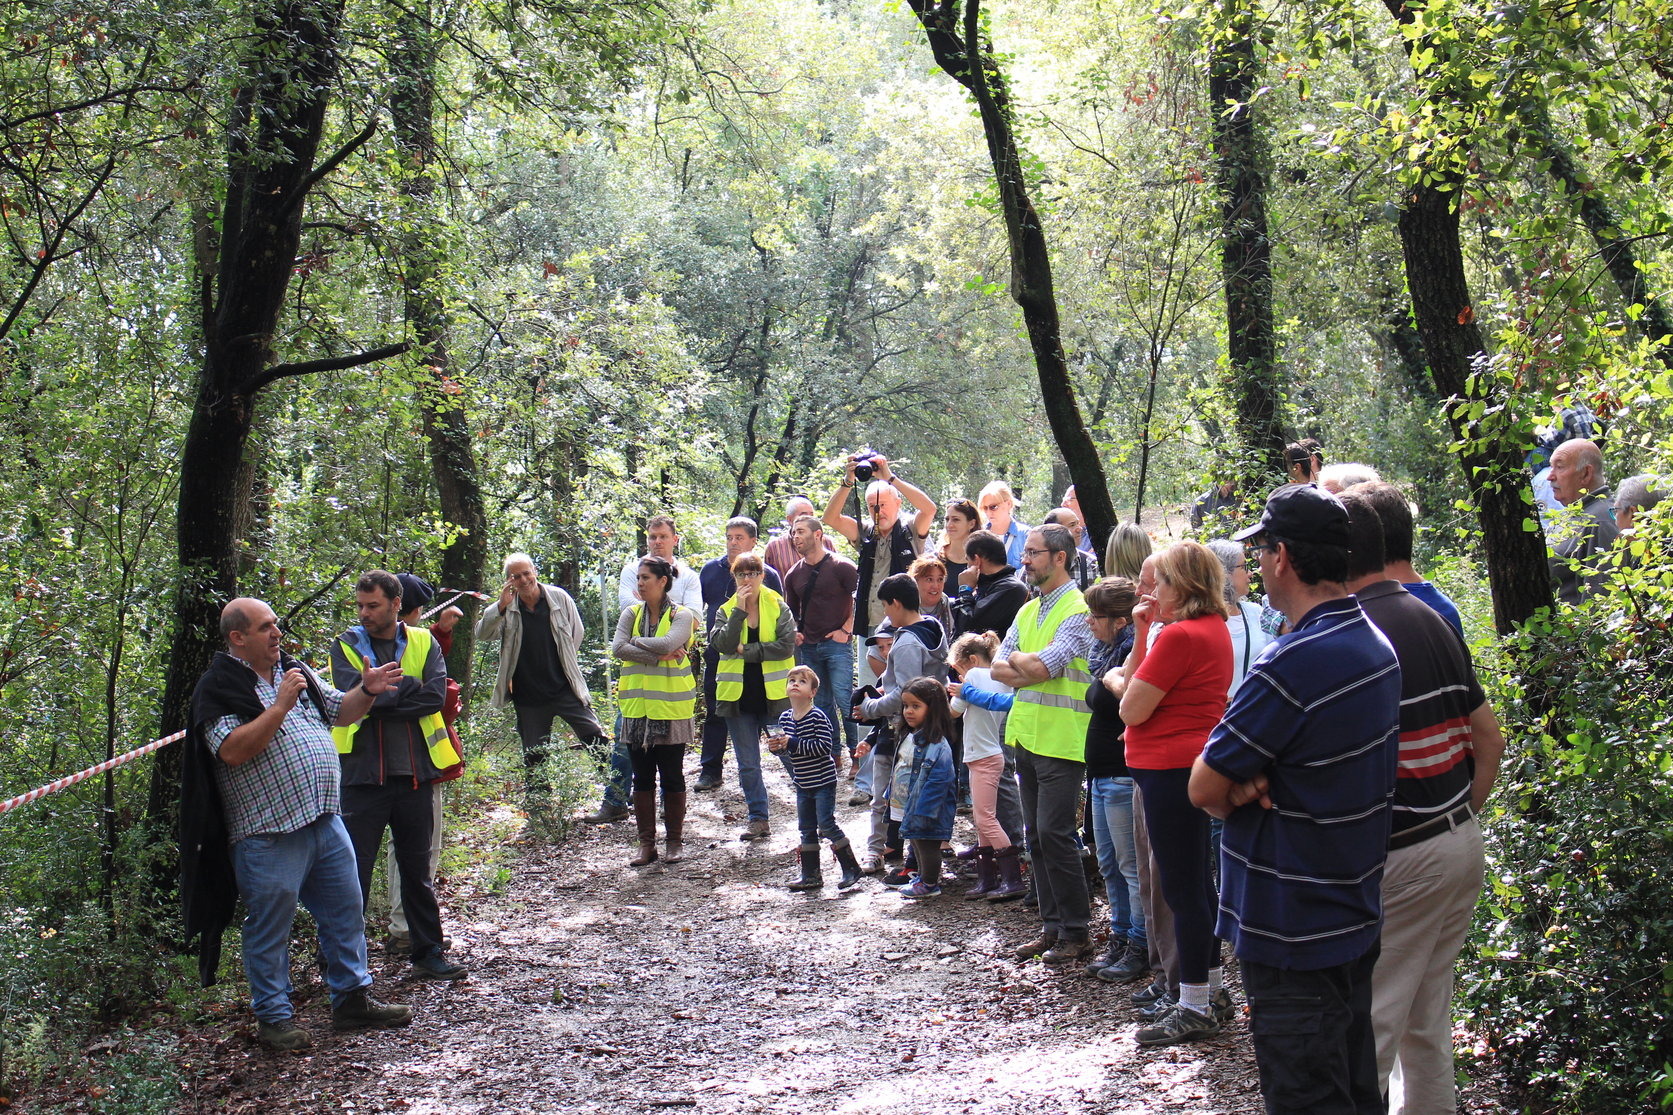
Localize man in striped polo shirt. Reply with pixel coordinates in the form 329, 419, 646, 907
1191, 485, 1400, 1114
1339, 488, 1504, 1115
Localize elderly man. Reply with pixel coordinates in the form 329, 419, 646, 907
1339, 489, 1504, 1115
1044, 506, 1099, 588
1061, 484, 1097, 557
476, 552, 612, 812
1546, 437, 1620, 604
997, 524, 1096, 965
189, 598, 413, 1050
1192, 485, 1400, 1113
330, 570, 465, 983
822, 453, 936, 640
1614, 473, 1666, 534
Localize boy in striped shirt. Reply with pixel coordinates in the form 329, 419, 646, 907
769, 666, 862, 892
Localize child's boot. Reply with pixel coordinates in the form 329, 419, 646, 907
987, 845, 1026, 901
832, 840, 863, 891
787, 844, 823, 891
965, 846, 998, 900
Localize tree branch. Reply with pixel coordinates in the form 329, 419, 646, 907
245, 341, 410, 393
280, 115, 381, 219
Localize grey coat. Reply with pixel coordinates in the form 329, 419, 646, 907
475, 584, 593, 710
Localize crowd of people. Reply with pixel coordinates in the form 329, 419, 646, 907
177, 438, 1665, 1114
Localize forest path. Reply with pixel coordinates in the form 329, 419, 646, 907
174, 758, 1268, 1114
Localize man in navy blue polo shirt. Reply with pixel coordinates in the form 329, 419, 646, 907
1190, 485, 1400, 1115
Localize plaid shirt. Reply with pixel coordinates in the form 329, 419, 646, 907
998, 580, 1094, 679
205, 661, 345, 843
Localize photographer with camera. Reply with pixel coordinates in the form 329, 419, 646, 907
821, 452, 936, 645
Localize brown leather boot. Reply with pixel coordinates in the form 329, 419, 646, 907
662, 791, 688, 862
629, 791, 659, 866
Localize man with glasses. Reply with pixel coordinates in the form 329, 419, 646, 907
1190, 485, 1400, 1114
822, 453, 936, 646
993, 524, 1096, 965
978, 480, 1031, 568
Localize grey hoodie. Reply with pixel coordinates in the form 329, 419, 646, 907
859, 615, 949, 730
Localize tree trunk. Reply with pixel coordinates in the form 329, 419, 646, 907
148, 0, 402, 832
393, 0, 488, 701
1208, 0, 1285, 481
906, 0, 1118, 551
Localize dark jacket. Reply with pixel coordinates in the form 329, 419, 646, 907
952, 566, 1031, 638
181, 650, 331, 987
329, 623, 448, 786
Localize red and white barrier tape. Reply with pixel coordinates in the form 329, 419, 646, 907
422, 589, 490, 620
0, 730, 186, 817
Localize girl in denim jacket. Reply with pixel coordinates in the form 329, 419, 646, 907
894, 677, 959, 899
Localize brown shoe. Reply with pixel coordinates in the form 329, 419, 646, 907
331, 989, 412, 1031
662, 791, 688, 862
1012, 932, 1058, 962
629, 791, 659, 866
256, 1019, 311, 1050
1041, 935, 1093, 965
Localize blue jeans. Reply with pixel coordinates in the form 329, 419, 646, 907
796, 784, 846, 846
230, 814, 372, 1023
797, 639, 858, 754
726, 712, 775, 822
601, 714, 633, 809
1089, 775, 1146, 943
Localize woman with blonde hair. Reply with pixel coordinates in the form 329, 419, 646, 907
1111, 541, 1233, 1046
1104, 522, 1153, 582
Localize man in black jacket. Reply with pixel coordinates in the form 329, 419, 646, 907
951, 529, 1031, 638
330, 570, 465, 982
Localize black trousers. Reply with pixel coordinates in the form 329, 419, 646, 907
630, 743, 687, 794
514, 691, 607, 790
341, 781, 444, 959
1244, 945, 1382, 1115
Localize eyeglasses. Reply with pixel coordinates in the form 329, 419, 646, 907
735, 570, 762, 579
1021, 547, 1051, 558
980, 502, 1003, 512
1243, 539, 1280, 561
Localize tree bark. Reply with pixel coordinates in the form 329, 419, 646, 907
147, 0, 403, 829
905, 0, 1119, 549
1208, 1, 1285, 481
393, 0, 488, 700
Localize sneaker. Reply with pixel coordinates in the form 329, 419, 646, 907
899, 878, 942, 899
882, 866, 916, 888
256, 1019, 311, 1051
1135, 1001, 1220, 1047
1210, 986, 1236, 1025
1138, 991, 1176, 1022
693, 773, 722, 791
847, 790, 871, 807
739, 819, 770, 841
859, 854, 885, 875
1130, 977, 1169, 1006
1098, 939, 1151, 984
413, 952, 467, 981
1041, 936, 1093, 965
331, 989, 413, 1031
1084, 940, 1123, 979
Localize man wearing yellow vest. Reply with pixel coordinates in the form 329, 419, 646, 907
330, 569, 467, 982
993, 524, 1097, 965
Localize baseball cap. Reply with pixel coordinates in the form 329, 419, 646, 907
1232, 484, 1351, 547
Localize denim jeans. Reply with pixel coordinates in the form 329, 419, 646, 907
797, 638, 858, 754
230, 813, 372, 1023
725, 712, 776, 821
1089, 775, 1146, 943
795, 784, 846, 846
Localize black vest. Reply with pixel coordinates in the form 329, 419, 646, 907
854, 519, 919, 632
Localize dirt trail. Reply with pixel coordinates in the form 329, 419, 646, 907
165, 759, 1273, 1115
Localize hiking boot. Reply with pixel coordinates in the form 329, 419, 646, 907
256, 1019, 311, 1051
1041, 935, 1092, 966
833, 842, 864, 891
1012, 932, 1058, 962
1211, 986, 1237, 1025
740, 818, 770, 842
693, 772, 722, 791
412, 951, 467, 981
1098, 938, 1151, 984
787, 845, 823, 891
581, 803, 630, 824
847, 790, 871, 807
1084, 937, 1125, 979
1135, 1001, 1220, 1047
331, 989, 413, 1031
899, 878, 942, 899
1131, 976, 1170, 1006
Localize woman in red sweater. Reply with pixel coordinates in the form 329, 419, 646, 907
1115, 541, 1233, 1047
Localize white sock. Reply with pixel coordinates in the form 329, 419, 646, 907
1208, 967, 1223, 993
1179, 982, 1210, 1015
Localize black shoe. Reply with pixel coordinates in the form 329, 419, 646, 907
331, 989, 413, 1031
1098, 939, 1151, 984
413, 951, 467, 981
1084, 939, 1124, 979
1130, 977, 1169, 1006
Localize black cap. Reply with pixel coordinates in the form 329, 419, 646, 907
396, 573, 435, 610
1232, 484, 1350, 547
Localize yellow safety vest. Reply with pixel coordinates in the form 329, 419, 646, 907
1004, 586, 1093, 761
332, 626, 460, 770
616, 603, 697, 720
714, 586, 794, 703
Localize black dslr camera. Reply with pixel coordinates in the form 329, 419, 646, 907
853, 451, 879, 484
